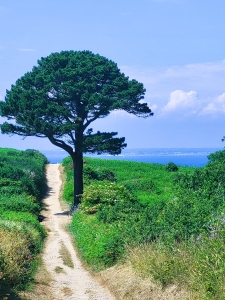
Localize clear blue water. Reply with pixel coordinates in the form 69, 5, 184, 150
40, 148, 223, 167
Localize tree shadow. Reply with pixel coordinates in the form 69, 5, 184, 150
0, 285, 23, 300
38, 186, 54, 221
54, 211, 70, 216
44, 186, 54, 198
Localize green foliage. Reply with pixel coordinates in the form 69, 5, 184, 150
0, 179, 25, 195
165, 162, 178, 172
69, 211, 124, 269
0, 50, 153, 205
129, 226, 225, 299
0, 147, 47, 290
80, 181, 134, 214
0, 51, 152, 146
61, 150, 225, 297
0, 218, 45, 254
207, 149, 225, 163
0, 211, 46, 240
0, 194, 40, 215
83, 165, 116, 182
0, 227, 33, 287
0, 217, 46, 288
0, 148, 47, 200
63, 151, 225, 259
62, 181, 74, 204
62, 158, 117, 204
83, 158, 180, 205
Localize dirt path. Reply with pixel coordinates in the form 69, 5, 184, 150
41, 164, 115, 300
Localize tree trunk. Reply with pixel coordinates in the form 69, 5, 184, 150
72, 151, 83, 207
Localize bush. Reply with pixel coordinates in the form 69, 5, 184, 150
80, 181, 134, 214
0, 195, 40, 215
0, 148, 48, 200
0, 147, 47, 290
0, 219, 45, 254
0, 179, 26, 195
165, 162, 178, 172
0, 211, 45, 239
207, 149, 225, 163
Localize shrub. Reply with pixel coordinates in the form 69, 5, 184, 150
0, 195, 40, 215
83, 166, 116, 182
0, 179, 26, 195
0, 147, 47, 290
80, 181, 134, 214
0, 219, 45, 254
128, 228, 225, 300
165, 162, 178, 172
0, 211, 46, 239
207, 149, 225, 163
0, 148, 48, 200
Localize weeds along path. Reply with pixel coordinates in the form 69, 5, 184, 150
42, 164, 115, 300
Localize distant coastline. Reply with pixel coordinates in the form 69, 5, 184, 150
40, 147, 223, 167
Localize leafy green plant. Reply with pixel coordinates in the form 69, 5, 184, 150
80, 181, 134, 214
69, 211, 124, 269
0, 147, 47, 290
165, 162, 178, 172
62, 181, 74, 204
0, 211, 46, 239
63, 150, 225, 299
0, 194, 40, 215
0, 219, 45, 253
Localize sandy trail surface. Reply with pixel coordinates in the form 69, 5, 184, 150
41, 164, 115, 300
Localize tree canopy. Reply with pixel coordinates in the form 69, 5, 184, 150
0, 50, 153, 206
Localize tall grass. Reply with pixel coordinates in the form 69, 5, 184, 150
128, 229, 225, 299
0, 148, 47, 292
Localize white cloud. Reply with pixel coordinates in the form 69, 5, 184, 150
120, 60, 225, 101
201, 93, 225, 115
18, 48, 35, 52
150, 104, 158, 112
120, 60, 225, 119
161, 90, 198, 114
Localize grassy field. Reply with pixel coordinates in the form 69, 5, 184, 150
62, 151, 225, 299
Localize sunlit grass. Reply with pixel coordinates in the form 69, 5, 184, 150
62, 154, 225, 298
127, 233, 225, 300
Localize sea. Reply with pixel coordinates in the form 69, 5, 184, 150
40, 148, 224, 168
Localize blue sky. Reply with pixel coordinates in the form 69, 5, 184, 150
0, 0, 225, 150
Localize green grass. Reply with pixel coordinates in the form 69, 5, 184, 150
63, 156, 196, 206
0, 147, 47, 292
62, 151, 225, 298
85, 158, 178, 204
128, 229, 225, 300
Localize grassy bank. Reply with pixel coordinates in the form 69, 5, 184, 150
62, 150, 225, 299
0, 148, 48, 296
